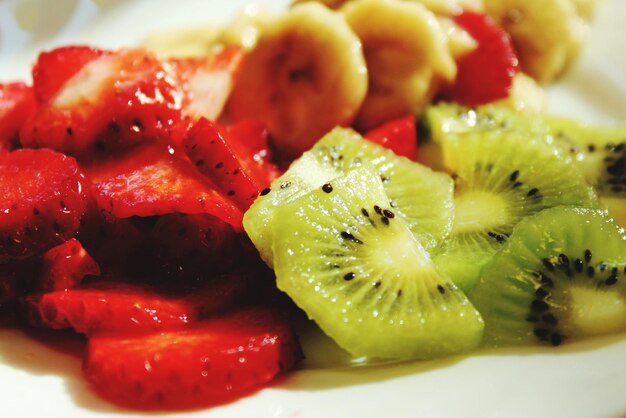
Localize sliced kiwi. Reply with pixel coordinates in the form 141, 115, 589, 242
245, 127, 454, 265
434, 130, 598, 292
600, 196, 626, 228
470, 206, 626, 347
421, 102, 626, 198
421, 102, 552, 145
272, 167, 484, 360
545, 117, 626, 196
310, 127, 455, 251
243, 152, 340, 265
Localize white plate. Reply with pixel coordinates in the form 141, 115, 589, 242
1, 1, 626, 417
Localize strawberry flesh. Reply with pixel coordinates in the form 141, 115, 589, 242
184, 118, 261, 211
444, 11, 519, 106
0, 82, 37, 150
83, 142, 243, 228
149, 213, 239, 283
25, 272, 256, 334
227, 119, 282, 185
0, 148, 88, 260
364, 115, 417, 160
32, 45, 107, 104
21, 49, 188, 158
173, 46, 245, 122
40, 238, 100, 292
83, 306, 301, 410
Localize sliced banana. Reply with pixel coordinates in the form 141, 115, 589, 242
483, 0, 589, 84
143, 5, 274, 57
227, 2, 368, 158
408, 0, 484, 14
293, 0, 484, 15
437, 16, 478, 60
218, 3, 275, 51
342, 0, 456, 131
571, 0, 603, 20
494, 72, 548, 113
142, 26, 222, 58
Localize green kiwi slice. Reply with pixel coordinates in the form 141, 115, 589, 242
470, 206, 626, 346
243, 152, 340, 265
272, 167, 484, 360
421, 102, 552, 145
600, 196, 626, 228
310, 127, 455, 251
434, 130, 598, 292
545, 117, 626, 196
245, 127, 454, 266
421, 102, 626, 198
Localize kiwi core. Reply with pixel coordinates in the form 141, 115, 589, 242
367, 225, 432, 272
564, 286, 626, 336
452, 190, 510, 234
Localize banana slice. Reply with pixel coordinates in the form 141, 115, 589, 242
218, 3, 275, 51
494, 72, 548, 113
342, 0, 456, 131
483, 0, 589, 84
142, 26, 222, 58
571, 0, 603, 20
143, 5, 274, 57
437, 16, 478, 60
408, 0, 484, 14
227, 2, 367, 158
293, 0, 484, 15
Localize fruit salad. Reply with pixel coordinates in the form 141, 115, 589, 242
0, 0, 625, 414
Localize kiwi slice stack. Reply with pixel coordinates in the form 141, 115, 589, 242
272, 168, 484, 359
243, 109, 625, 361
470, 206, 626, 346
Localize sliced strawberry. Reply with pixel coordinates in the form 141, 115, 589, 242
40, 238, 100, 292
0, 149, 88, 260
84, 306, 301, 410
32, 45, 107, 103
83, 142, 243, 228
21, 48, 188, 158
227, 119, 282, 184
25, 273, 258, 334
364, 115, 417, 160
184, 118, 261, 210
150, 213, 238, 282
0, 82, 37, 150
173, 45, 245, 122
443, 11, 519, 106
77, 208, 152, 276
0, 259, 40, 305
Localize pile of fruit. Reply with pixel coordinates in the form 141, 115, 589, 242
0, 0, 624, 412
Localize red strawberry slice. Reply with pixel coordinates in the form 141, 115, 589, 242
444, 11, 519, 106
364, 115, 417, 160
150, 213, 238, 282
227, 119, 282, 184
25, 272, 257, 334
21, 48, 188, 158
173, 45, 245, 122
77, 208, 152, 276
32, 45, 107, 103
40, 238, 101, 292
0, 82, 37, 150
0, 259, 39, 305
84, 306, 301, 410
184, 118, 261, 211
83, 142, 243, 228
0, 148, 88, 260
